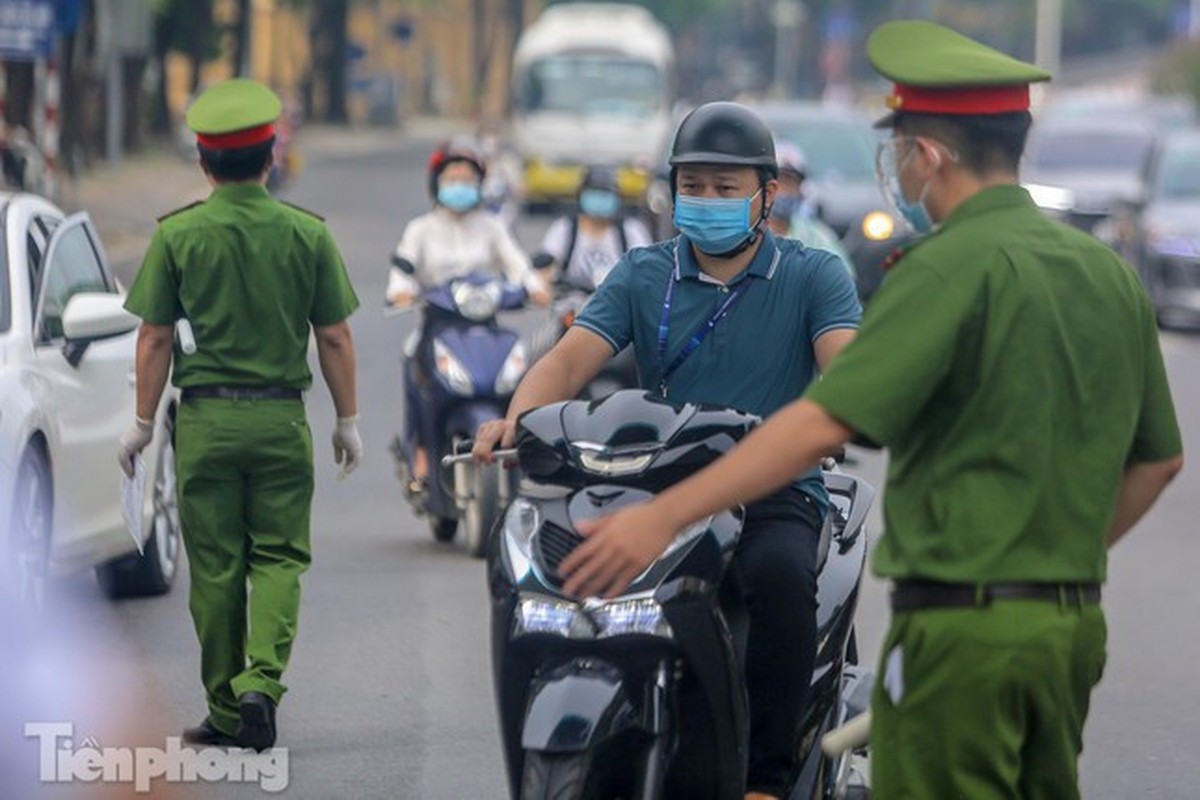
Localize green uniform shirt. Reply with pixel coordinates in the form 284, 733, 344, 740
125, 184, 359, 389
807, 185, 1181, 584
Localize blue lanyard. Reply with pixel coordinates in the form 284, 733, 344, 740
656, 275, 747, 396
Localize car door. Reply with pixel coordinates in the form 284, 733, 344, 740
31, 212, 136, 559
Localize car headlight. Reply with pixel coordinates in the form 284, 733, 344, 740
494, 341, 528, 395
433, 339, 474, 396
1147, 229, 1200, 259
861, 210, 896, 241
452, 281, 502, 322
587, 597, 673, 639
515, 595, 596, 638
1024, 182, 1075, 212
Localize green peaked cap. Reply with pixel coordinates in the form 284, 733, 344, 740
185, 78, 282, 136
868, 20, 1051, 88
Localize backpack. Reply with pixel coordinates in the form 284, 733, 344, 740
562, 215, 629, 275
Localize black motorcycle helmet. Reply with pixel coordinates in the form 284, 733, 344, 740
578, 164, 621, 196
668, 102, 779, 192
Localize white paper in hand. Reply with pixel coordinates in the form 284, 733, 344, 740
121, 454, 147, 556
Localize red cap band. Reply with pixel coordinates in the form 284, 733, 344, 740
196, 122, 275, 150
886, 83, 1030, 115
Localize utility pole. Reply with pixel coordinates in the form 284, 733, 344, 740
772, 0, 805, 99
1034, 0, 1062, 79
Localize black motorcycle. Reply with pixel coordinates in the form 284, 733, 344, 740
481, 390, 874, 799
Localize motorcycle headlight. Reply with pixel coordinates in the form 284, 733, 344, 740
515, 595, 596, 639
588, 597, 673, 639
433, 339, 474, 396
502, 496, 541, 569
574, 443, 657, 477
452, 281, 502, 322
494, 341, 528, 396
861, 210, 896, 242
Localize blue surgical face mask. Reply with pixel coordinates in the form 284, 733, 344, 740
438, 181, 481, 212
673, 189, 762, 256
771, 192, 802, 221
580, 188, 621, 219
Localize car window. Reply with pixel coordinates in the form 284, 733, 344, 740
768, 120, 876, 182
1155, 142, 1200, 199
26, 214, 53, 308
1027, 129, 1154, 174
38, 220, 112, 341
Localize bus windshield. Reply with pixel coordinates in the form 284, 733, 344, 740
519, 55, 662, 118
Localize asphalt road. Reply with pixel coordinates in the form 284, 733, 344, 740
13, 129, 1200, 799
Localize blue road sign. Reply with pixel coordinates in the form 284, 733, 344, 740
0, 0, 55, 61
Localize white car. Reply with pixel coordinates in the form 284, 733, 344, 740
0, 193, 180, 603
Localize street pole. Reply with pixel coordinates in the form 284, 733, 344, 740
1034, 0, 1062, 78
772, 0, 804, 98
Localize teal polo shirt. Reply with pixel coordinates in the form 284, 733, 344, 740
575, 230, 861, 508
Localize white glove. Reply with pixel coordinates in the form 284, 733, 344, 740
332, 415, 363, 479
118, 417, 154, 478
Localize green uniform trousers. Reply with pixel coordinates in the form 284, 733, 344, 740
871, 599, 1107, 799
175, 396, 313, 736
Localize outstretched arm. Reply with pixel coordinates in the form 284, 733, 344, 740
560, 398, 854, 597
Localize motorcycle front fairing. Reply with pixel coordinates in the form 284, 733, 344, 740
491, 391, 760, 798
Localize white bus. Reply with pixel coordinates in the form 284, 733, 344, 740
511, 3, 675, 209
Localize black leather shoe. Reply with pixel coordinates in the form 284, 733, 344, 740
181, 718, 236, 747
235, 692, 277, 752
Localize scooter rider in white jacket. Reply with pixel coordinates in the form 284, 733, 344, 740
386, 140, 550, 494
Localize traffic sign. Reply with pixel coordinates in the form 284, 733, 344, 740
0, 0, 55, 61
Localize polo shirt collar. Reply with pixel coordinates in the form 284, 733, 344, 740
941, 183, 1034, 229
211, 183, 270, 203
673, 229, 782, 283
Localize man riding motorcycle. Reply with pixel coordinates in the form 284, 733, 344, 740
386, 141, 550, 494
474, 102, 862, 800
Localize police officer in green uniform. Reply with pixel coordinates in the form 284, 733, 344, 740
560, 21, 1184, 799
117, 78, 361, 752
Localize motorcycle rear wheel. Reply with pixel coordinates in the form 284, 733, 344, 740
520, 751, 592, 800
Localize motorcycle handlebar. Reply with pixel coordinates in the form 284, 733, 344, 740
441, 448, 518, 467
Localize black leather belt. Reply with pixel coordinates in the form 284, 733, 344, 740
891, 579, 1101, 612
182, 386, 302, 401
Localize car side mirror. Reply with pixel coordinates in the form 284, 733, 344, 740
60, 292, 139, 368
391, 254, 416, 275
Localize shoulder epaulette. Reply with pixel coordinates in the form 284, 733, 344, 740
156, 200, 204, 223
281, 201, 324, 221
880, 231, 939, 273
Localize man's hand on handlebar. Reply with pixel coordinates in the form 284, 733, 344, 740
473, 418, 517, 464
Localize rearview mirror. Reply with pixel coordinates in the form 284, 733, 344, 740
61, 292, 139, 368
62, 292, 138, 342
